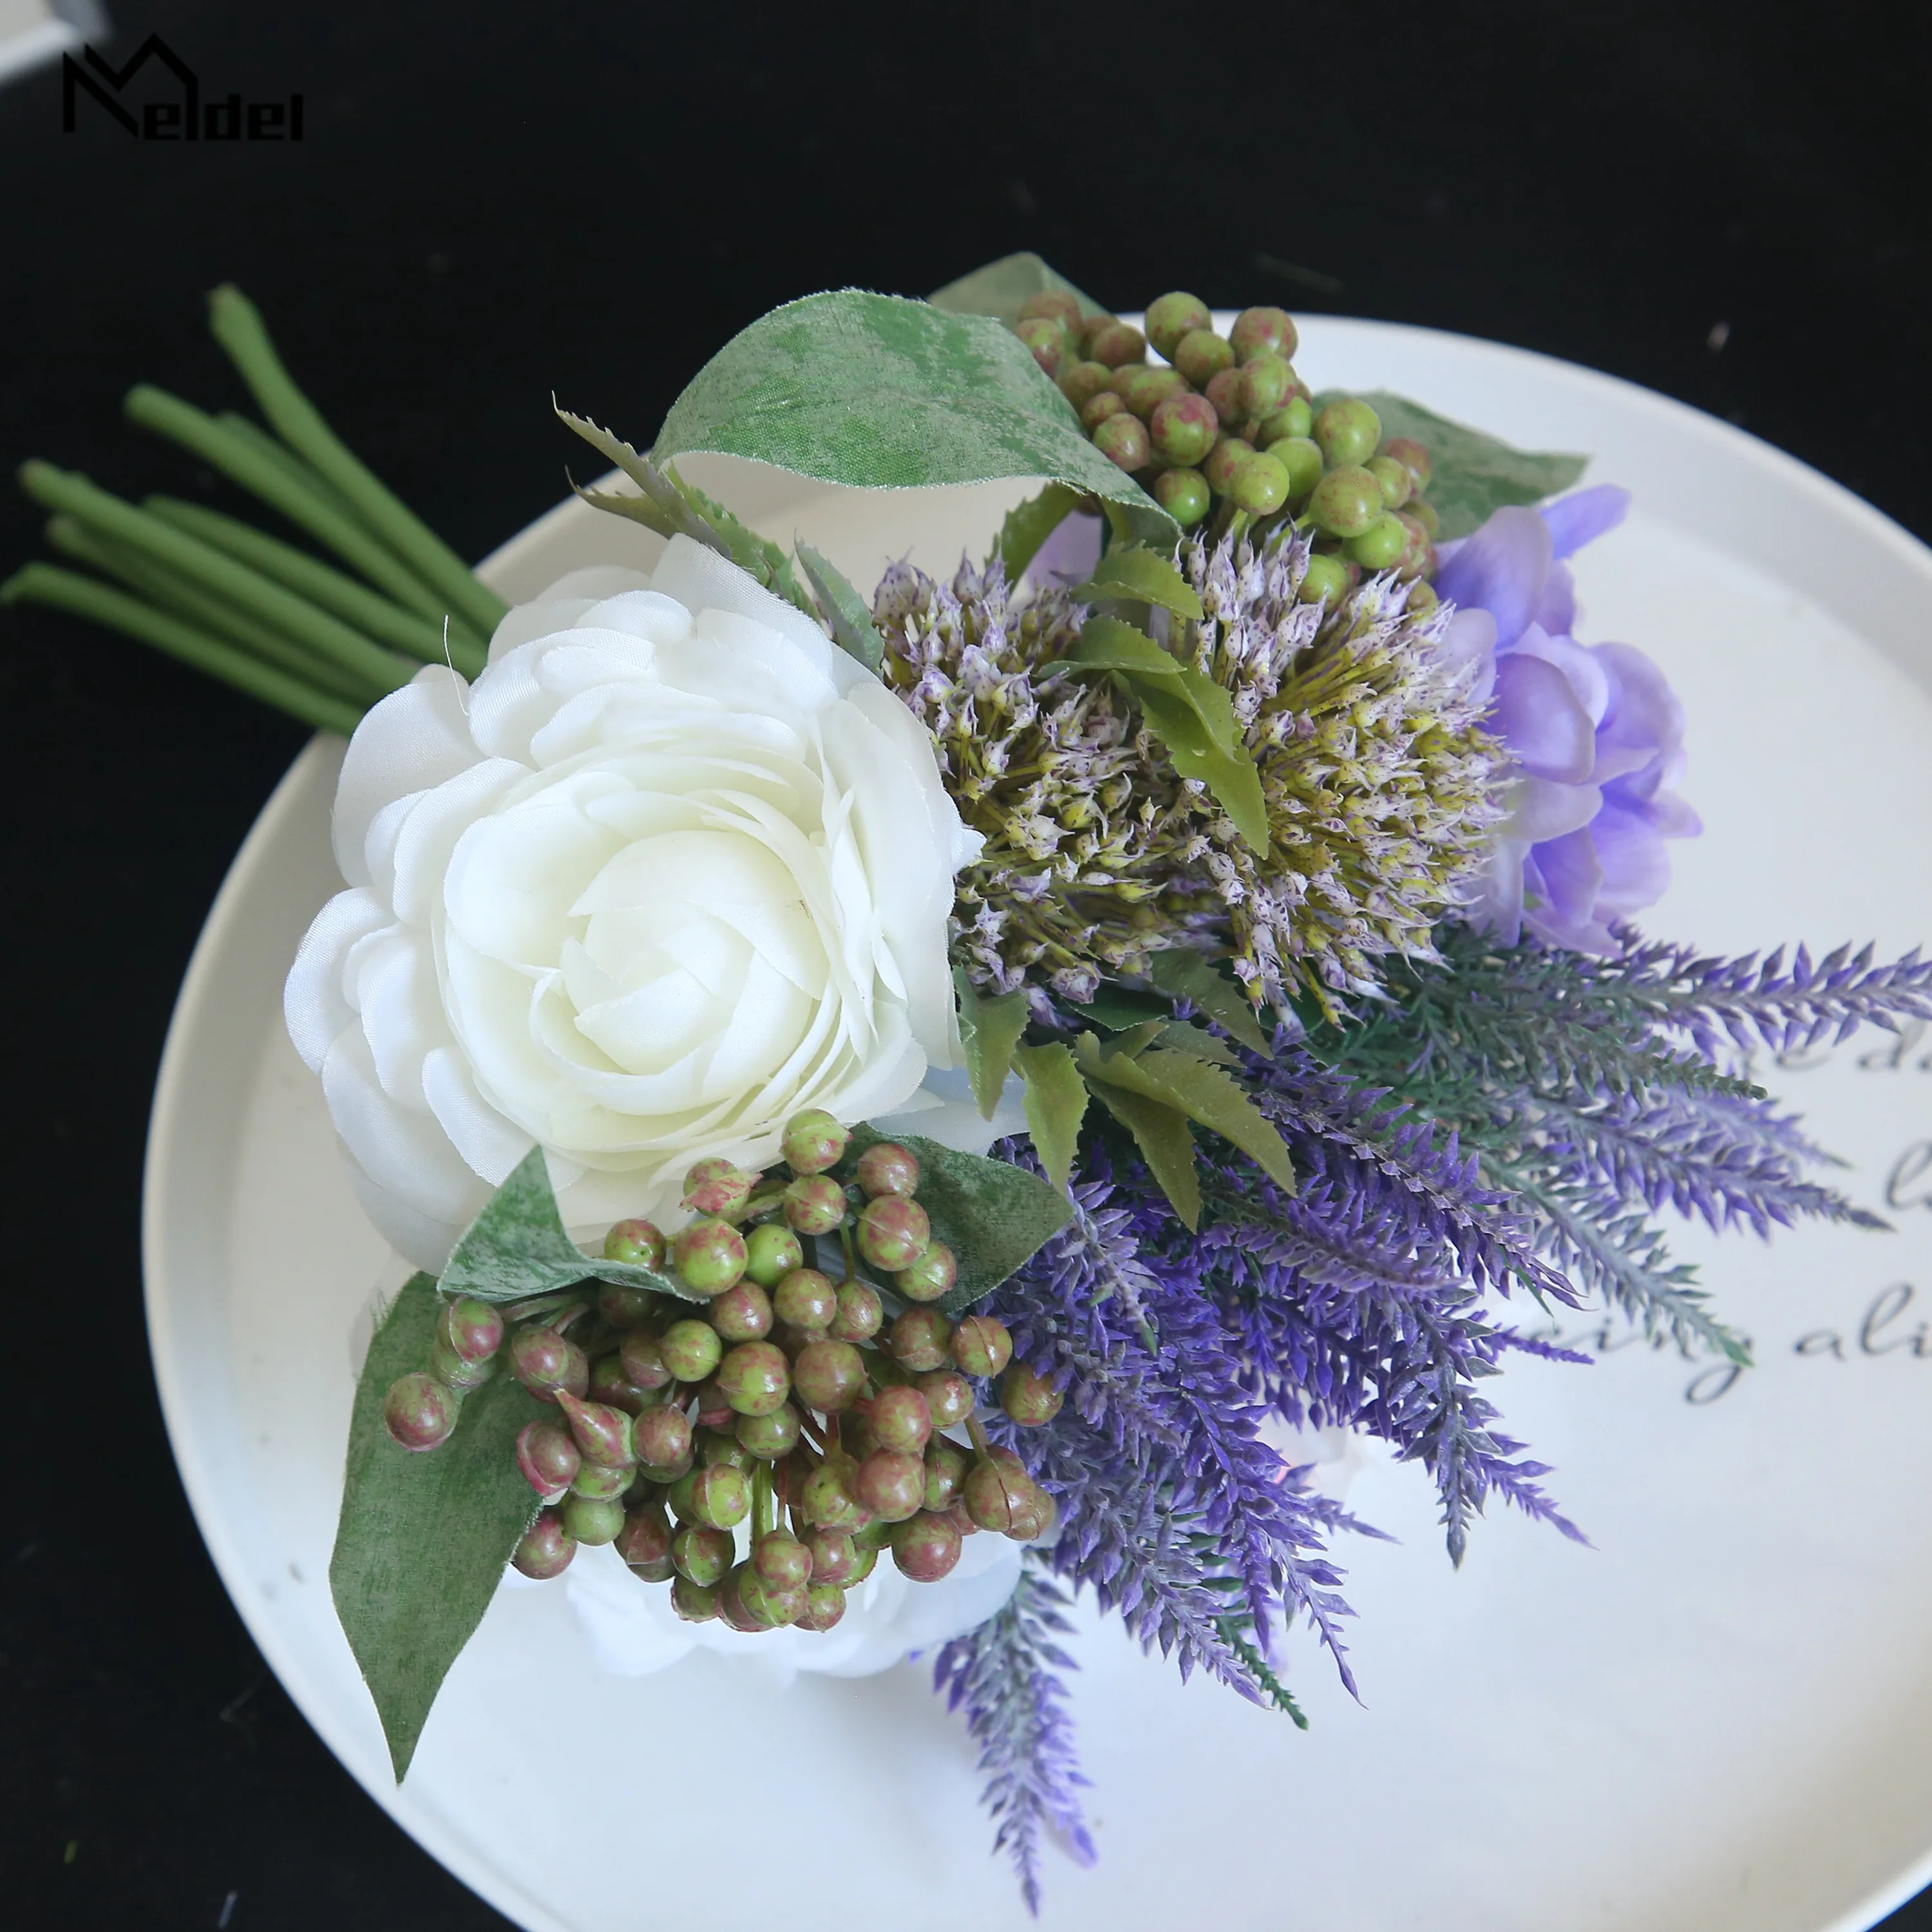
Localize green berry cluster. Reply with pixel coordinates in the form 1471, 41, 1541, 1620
1013, 289, 1441, 602
384, 1112, 1060, 1634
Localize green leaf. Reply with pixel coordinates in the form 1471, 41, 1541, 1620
796, 542, 884, 674
440, 1146, 700, 1305
1083, 1078, 1202, 1230
993, 482, 1084, 583
926, 251, 1108, 331
849, 1124, 1071, 1315
653, 290, 1177, 553
1133, 678, 1271, 849
954, 965, 1031, 1119
1077, 1037, 1297, 1196
1013, 1041, 1088, 1193
1148, 949, 1273, 1054
554, 404, 721, 546
1063, 611, 1184, 680
330, 1274, 548, 1779
1311, 390, 1588, 541
1066, 983, 1171, 1032
1153, 1021, 1242, 1068
1072, 543, 1204, 621
668, 467, 813, 612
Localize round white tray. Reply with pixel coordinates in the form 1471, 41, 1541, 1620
145, 317, 1932, 1932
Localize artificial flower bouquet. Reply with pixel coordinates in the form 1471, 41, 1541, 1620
13, 252, 1931, 1910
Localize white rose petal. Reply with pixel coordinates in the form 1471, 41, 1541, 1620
287, 537, 984, 1271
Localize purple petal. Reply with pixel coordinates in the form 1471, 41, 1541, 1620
1586, 802, 1675, 917
1511, 774, 1602, 842
1525, 828, 1606, 945
1434, 605, 1498, 705
1540, 484, 1630, 561
1465, 838, 1527, 945
1492, 652, 1596, 783
1435, 506, 1551, 652
1590, 641, 1685, 782
1511, 625, 1609, 725
1025, 511, 1104, 589
1533, 561, 1578, 638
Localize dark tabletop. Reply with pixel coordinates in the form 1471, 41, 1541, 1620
2, 1, 1928, 1926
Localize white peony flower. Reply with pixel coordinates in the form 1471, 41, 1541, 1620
287, 536, 985, 1271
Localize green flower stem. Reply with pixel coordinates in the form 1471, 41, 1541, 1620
144, 495, 486, 676
19, 464, 417, 699
1, 563, 365, 736
207, 285, 508, 638
43, 515, 383, 705
122, 385, 468, 637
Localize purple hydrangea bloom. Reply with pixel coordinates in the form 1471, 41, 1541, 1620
1436, 485, 1701, 950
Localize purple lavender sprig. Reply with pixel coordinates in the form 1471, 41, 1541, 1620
933, 1561, 1095, 1916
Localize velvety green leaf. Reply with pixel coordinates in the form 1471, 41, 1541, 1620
330, 1274, 548, 1779
797, 542, 884, 674
1312, 390, 1588, 541
849, 1124, 1071, 1316
954, 966, 1031, 1120
654, 290, 1176, 552
993, 482, 1084, 583
1072, 543, 1204, 621
439, 1147, 699, 1306
1083, 1078, 1202, 1230
1013, 1041, 1088, 1193
926, 251, 1108, 331
1079, 1038, 1296, 1195
1148, 949, 1273, 1054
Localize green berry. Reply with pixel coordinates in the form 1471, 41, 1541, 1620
1094, 409, 1151, 475
671, 1217, 747, 1294
1202, 435, 1253, 495
708, 1279, 774, 1343
1314, 398, 1382, 469
782, 1174, 847, 1236
1367, 455, 1413, 511
753, 1532, 813, 1591
515, 1421, 580, 1495
672, 1522, 734, 1587
595, 1282, 657, 1331
617, 1329, 672, 1392
1229, 451, 1291, 515
924, 1438, 971, 1512
682, 1159, 757, 1220
869, 1385, 933, 1455
687, 1464, 751, 1531
1307, 464, 1384, 538
1204, 366, 1250, 429
511, 1507, 574, 1579
1148, 393, 1218, 467
602, 1218, 666, 1269
1145, 290, 1212, 360
1018, 289, 1083, 332
890, 1510, 963, 1583
1086, 320, 1147, 368
562, 1493, 625, 1546
888, 1307, 954, 1374
1241, 354, 1296, 416
1081, 390, 1127, 431
1057, 359, 1114, 411
1229, 305, 1298, 362
858, 1197, 930, 1271
615, 1500, 672, 1579
736, 1401, 800, 1458
843, 1542, 879, 1587
829, 1281, 884, 1343
855, 1448, 927, 1522
1110, 365, 1188, 421
659, 1318, 723, 1383
1258, 397, 1314, 444
781, 1108, 849, 1174
440, 1296, 504, 1364
733, 1562, 808, 1630
951, 1314, 1014, 1379
588, 1353, 642, 1417
697, 1428, 754, 1470
1406, 496, 1440, 539
716, 1341, 790, 1417
1405, 580, 1441, 616
632, 1403, 693, 1471
1173, 329, 1233, 386
1005, 1475, 1057, 1543
430, 1337, 495, 1394
555, 1390, 635, 1470
806, 1529, 859, 1586
670, 1575, 719, 1622
1001, 1361, 1064, 1427
507, 1327, 588, 1405
799, 1459, 869, 1531
895, 1242, 957, 1304
919, 1369, 974, 1428
570, 1461, 632, 1500
1347, 511, 1409, 571
963, 1450, 1034, 1533
1154, 468, 1212, 527
741, 1222, 803, 1291
1299, 553, 1352, 609
798, 1582, 847, 1632
773, 1267, 839, 1331
791, 1338, 867, 1412
384, 1372, 458, 1452
1014, 316, 1066, 377
1384, 436, 1433, 492
856, 1142, 920, 1197
1265, 435, 1325, 498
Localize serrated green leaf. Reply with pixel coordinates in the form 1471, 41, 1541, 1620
1134, 678, 1271, 850
848, 1124, 1071, 1315
1079, 1039, 1296, 1195
1153, 1021, 1242, 1067
1065, 612, 1184, 679
1072, 543, 1203, 620
927, 251, 1108, 331
1148, 949, 1273, 1054
796, 542, 884, 674
954, 966, 1031, 1119
1014, 1041, 1088, 1193
554, 405, 719, 547
440, 1147, 699, 1305
1083, 1077, 1201, 1230
1066, 984, 1172, 1032
654, 290, 1176, 553
668, 467, 813, 612
330, 1274, 547, 1779
1310, 390, 1588, 541
994, 482, 1085, 583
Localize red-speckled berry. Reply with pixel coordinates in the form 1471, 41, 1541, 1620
736, 1402, 800, 1459
791, 1338, 867, 1413
895, 1242, 956, 1303
671, 1217, 747, 1294
781, 1108, 850, 1175
782, 1174, 848, 1236
511, 1507, 574, 1579
858, 1196, 931, 1271
891, 1510, 963, 1582
603, 1218, 667, 1269
615, 1500, 672, 1578
829, 1280, 884, 1343
509, 1327, 589, 1405
384, 1372, 458, 1452
855, 1448, 927, 1522
659, 1319, 723, 1384
514, 1420, 579, 1495
951, 1314, 1013, 1379
924, 1438, 971, 1512
1001, 1361, 1065, 1426
918, 1370, 974, 1428
869, 1385, 932, 1455
889, 1307, 953, 1374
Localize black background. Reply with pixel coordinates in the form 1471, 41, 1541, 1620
2, 1, 1929, 1926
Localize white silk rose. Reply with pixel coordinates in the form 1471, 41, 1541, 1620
286, 536, 981, 1271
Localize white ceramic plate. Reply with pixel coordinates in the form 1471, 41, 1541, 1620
145, 318, 1932, 1932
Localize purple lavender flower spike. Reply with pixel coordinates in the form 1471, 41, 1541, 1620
1439, 487, 1700, 950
